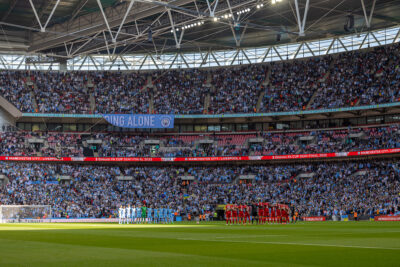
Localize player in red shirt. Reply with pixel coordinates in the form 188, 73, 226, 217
239, 204, 245, 224
264, 203, 270, 224
232, 204, 238, 224
270, 205, 276, 223
281, 207, 288, 224
258, 202, 264, 224
244, 205, 250, 225
276, 205, 282, 223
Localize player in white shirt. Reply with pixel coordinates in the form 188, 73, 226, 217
131, 205, 136, 224
118, 205, 123, 224
126, 205, 131, 224
121, 205, 126, 224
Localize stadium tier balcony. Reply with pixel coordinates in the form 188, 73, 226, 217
0, 125, 398, 158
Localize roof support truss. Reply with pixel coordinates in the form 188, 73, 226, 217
230, 23, 247, 47
29, 0, 61, 32
167, 9, 182, 49
96, 0, 116, 42
361, 0, 376, 28
294, 0, 310, 36
205, 0, 219, 17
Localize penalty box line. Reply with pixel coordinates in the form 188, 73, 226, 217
177, 238, 400, 250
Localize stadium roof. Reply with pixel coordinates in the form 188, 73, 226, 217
0, 0, 399, 58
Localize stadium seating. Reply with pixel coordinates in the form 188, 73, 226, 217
1, 43, 399, 115
0, 161, 398, 218
0, 125, 399, 157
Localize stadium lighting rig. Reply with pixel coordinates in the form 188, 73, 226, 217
271, 0, 283, 4
237, 8, 251, 15
223, 13, 233, 19
171, 21, 205, 33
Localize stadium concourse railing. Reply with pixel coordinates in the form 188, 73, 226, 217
20, 102, 400, 119
1, 148, 400, 163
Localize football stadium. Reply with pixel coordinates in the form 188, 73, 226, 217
0, 0, 399, 266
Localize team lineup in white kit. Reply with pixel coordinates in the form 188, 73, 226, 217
118, 205, 175, 224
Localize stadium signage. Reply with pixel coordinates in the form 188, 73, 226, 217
102, 114, 174, 129
19, 218, 119, 223
302, 216, 326, 222
374, 216, 400, 221
0, 148, 399, 162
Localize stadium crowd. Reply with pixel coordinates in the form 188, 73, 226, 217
152, 69, 209, 114
0, 43, 399, 115
0, 125, 399, 157
0, 161, 399, 219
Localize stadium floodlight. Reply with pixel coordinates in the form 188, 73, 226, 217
0, 205, 52, 223
179, 21, 204, 31
237, 9, 251, 15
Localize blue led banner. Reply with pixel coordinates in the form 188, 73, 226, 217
102, 114, 174, 129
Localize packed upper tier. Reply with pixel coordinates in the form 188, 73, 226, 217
1, 43, 399, 115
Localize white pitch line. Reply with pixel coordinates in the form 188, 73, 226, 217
215, 235, 287, 239
177, 238, 400, 250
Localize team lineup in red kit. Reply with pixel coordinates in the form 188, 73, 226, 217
225, 203, 291, 225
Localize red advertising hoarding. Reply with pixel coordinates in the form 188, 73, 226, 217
374, 216, 400, 221
302, 216, 326, 222
0, 148, 398, 163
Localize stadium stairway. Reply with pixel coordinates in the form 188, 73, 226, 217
204, 93, 211, 113
256, 65, 270, 112
25, 76, 38, 112
204, 72, 213, 113
146, 76, 154, 113
305, 58, 334, 109
87, 77, 96, 113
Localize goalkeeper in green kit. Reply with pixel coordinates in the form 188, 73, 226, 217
141, 205, 147, 223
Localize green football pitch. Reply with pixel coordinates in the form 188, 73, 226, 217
0, 222, 399, 266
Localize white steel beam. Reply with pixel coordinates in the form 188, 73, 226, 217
139, 54, 148, 70
205, 0, 219, 17
242, 49, 251, 64
113, 0, 135, 42
370, 32, 381, 46
71, 32, 102, 56
210, 51, 220, 66
148, 54, 160, 70
361, 0, 376, 28
394, 28, 400, 43
179, 53, 189, 68
70, 0, 90, 22
272, 46, 283, 61
96, 0, 115, 41
304, 42, 315, 56
294, 0, 309, 36
230, 23, 247, 47
200, 50, 210, 66
29, 0, 61, 32
43, 0, 61, 31
167, 9, 181, 49
261, 47, 271, 63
